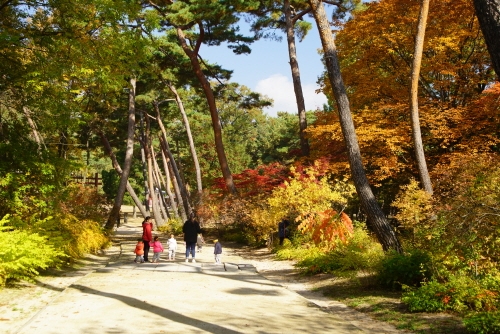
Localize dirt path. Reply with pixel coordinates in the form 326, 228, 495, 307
0, 219, 407, 334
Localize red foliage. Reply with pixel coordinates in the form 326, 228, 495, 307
212, 162, 290, 197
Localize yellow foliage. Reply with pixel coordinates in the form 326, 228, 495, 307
267, 166, 355, 222
392, 179, 434, 232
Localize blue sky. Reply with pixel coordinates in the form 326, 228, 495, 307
200, 16, 329, 117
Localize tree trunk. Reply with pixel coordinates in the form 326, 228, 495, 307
473, 0, 500, 79
284, 0, 310, 156
166, 81, 203, 198
159, 134, 192, 218
176, 26, 237, 194
22, 106, 45, 153
154, 100, 192, 217
152, 146, 171, 220
160, 148, 181, 219
151, 150, 170, 221
99, 131, 148, 219
410, 0, 433, 195
105, 78, 137, 230
162, 141, 188, 222
139, 110, 150, 213
145, 113, 164, 226
308, 0, 402, 252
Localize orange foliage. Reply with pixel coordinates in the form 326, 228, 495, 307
309, 0, 497, 189
298, 209, 353, 250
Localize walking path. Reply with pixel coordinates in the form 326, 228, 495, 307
4, 219, 407, 334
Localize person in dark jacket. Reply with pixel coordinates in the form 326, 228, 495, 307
278, 219, 290, 245
183, 216, 201, 263
214, 239, 222, 264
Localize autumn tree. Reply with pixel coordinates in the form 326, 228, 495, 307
310, 0, 495, 198
308, 0, 402, 251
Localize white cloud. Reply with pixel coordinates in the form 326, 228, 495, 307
255, 74, 328, 117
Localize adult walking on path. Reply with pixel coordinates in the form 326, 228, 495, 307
142, 216, 153, 262
183, 215, 201, 263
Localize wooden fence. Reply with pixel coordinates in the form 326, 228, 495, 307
70, 172, 102, 188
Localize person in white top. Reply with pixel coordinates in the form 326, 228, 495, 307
167, 234, 177, 261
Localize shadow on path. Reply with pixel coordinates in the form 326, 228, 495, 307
70, 284, 243, 334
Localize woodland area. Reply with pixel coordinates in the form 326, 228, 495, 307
1, 0, 500, 332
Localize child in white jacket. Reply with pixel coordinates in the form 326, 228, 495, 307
167, 234, 177, 261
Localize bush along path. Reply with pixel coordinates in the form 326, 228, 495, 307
1, 217, 407, 334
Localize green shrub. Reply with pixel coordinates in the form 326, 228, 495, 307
464, 311, 500, 334
378, 249, 432, 289
296, 248, 344, 274
402, 275, 500, 313
0, 215, 66, 286
157, 217, 183, 236
287, 225, 384, 276
328, 225, 384, 275
402, 281, 454, 312
222, 229, 247, 243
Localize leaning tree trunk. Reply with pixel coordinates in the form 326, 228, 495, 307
144, 113, 164, 226
151, 146, 171, 220
166, 81, 203, 197
152, 157, 169, 221
139, 110, 150, 213
100, 132, 148, 218
410, 0, 433, 195
105, 78, 137, 230
22, 106, 45, 154
159, 134, 191, 218
163, 143, 188, 222
154, 101, 192, 217
308, 0, 402, 252
284, 0, 310, 156
160, 148, 181, 219
473, 0, 500, 79
176, 26, 237, 194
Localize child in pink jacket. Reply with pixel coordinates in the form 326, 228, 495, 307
150, 236, 164, 263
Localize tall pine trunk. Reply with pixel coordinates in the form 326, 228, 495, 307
160, 148, 181, 219
410, 0, 433, 195
139, 110, 150, 213
105, 78, 136, 230
154, 101, 192, 217
176, 26, 237, 194
284, 0, 309, 156
308, 0, 402, 252
166, 81, 203, 197
152, 146, 171, 220
100, 132, 148, 218
144, 113, 164, 226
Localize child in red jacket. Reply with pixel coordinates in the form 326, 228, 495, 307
150, 236, 164, 263
134, 239, 144, 263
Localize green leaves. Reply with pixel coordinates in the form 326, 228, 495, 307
0, 215, 66, 286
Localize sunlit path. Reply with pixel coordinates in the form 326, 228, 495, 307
15, 218, 404, 334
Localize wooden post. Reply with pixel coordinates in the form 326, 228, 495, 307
94, 172, 99, 188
